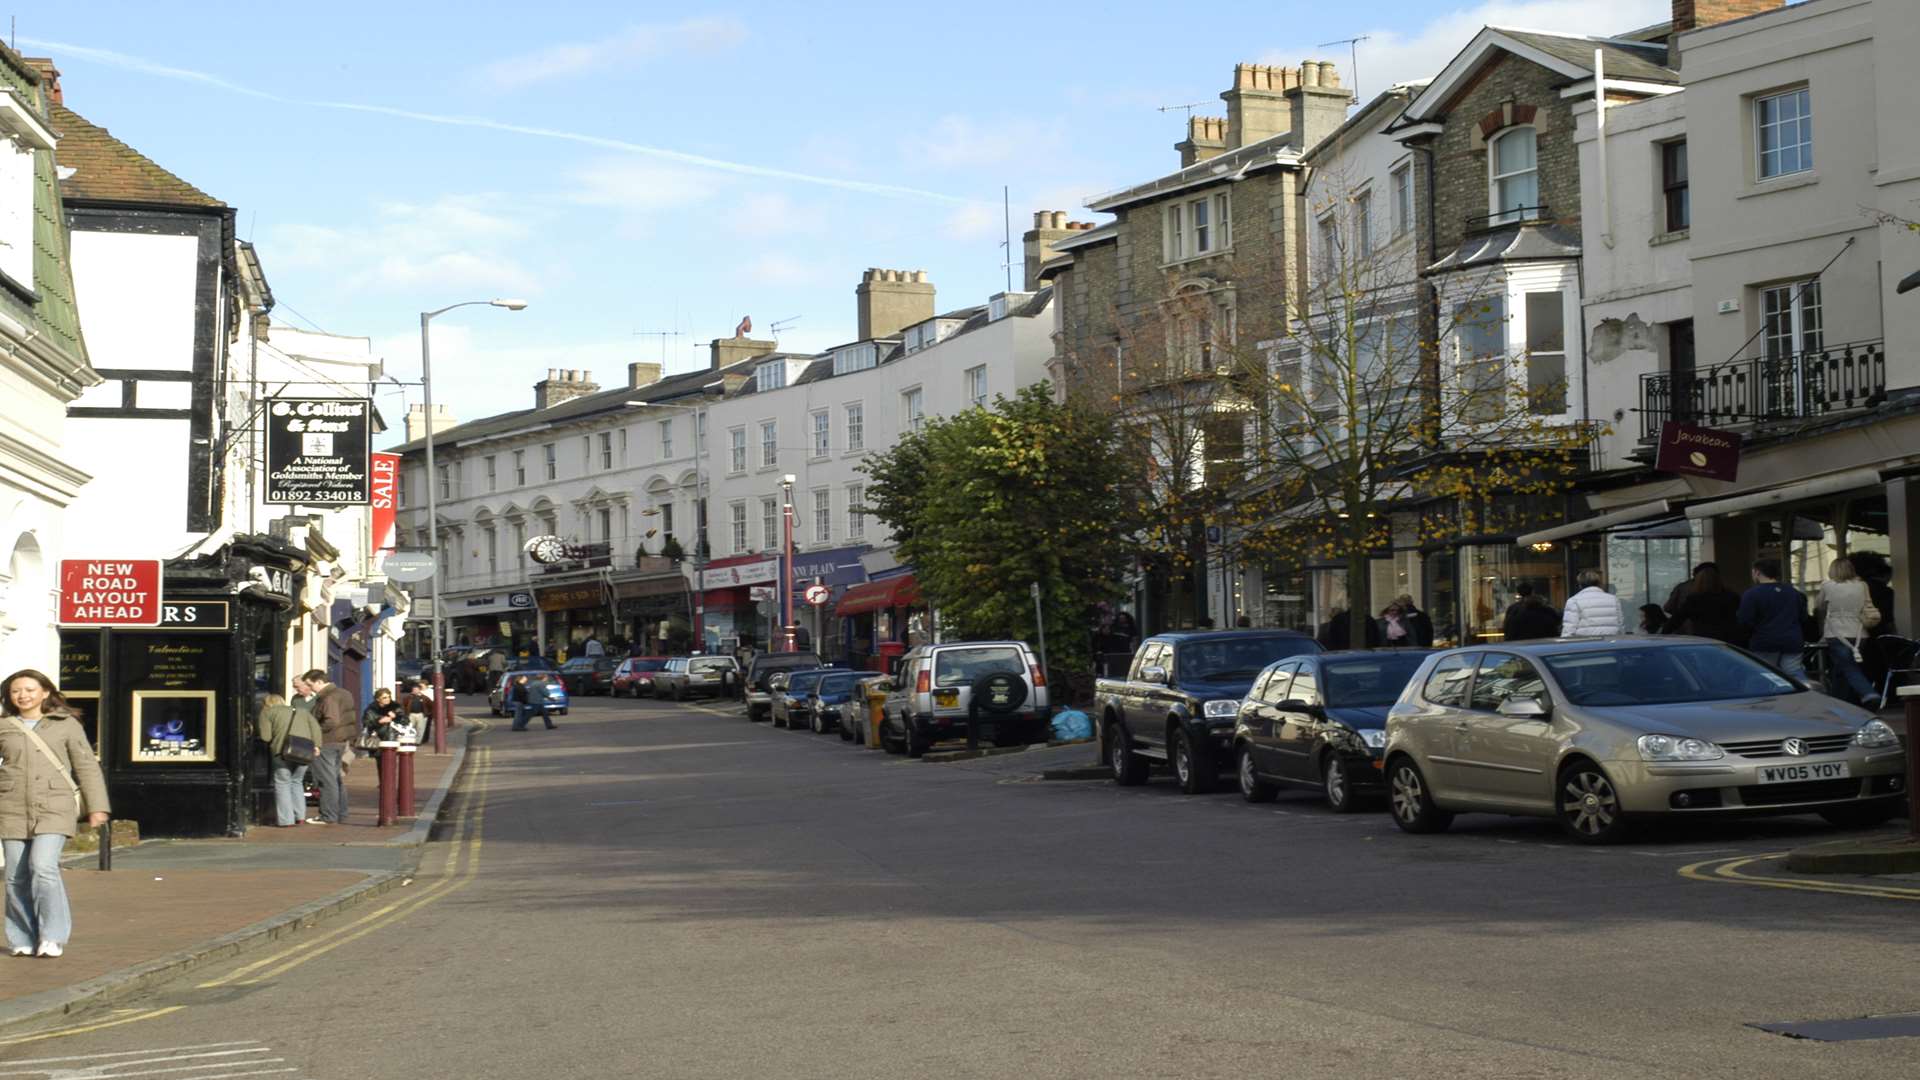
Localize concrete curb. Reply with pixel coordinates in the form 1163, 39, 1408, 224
0, 716, 481, 1034
1784, 834, 1920, 875
921, 744, 1039, 763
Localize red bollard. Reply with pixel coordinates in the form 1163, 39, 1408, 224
376, 741, 399, 826
430, 669, 449, 755
397, 744, 416, 817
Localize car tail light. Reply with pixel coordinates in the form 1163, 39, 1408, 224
916, 669, 930, 694
1030, 664, 1046, 688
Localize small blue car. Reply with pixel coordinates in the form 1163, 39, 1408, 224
488, 670, 571, 718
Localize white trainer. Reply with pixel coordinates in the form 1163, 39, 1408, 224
8, 947, 30, 957
35, 942, 61, 958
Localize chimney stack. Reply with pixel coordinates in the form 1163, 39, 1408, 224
1022, 211, 1076, 292
1671, 0, 1787, 32
534, 368, 600, 410
20, 57, 61, 105
627, 361, 662, 389
709, 333, 776, 371
1284, 59, 1349, 152
1176, 116, 1230, 167
405, 403, 456, 443
855, 269, 936, 341
1220, 63, 1297, 149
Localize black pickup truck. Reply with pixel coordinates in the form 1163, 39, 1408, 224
1094, 630, 1320, 794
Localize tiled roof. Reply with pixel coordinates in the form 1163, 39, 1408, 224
50, 102, 225, 208
0, 48, 87, 367
1497, 30, 1675, 84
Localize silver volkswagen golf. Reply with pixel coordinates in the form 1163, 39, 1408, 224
1382, 637, 1907, 843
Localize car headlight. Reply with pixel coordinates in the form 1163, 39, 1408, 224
1854, 719, 1899, 748
1636, 733, 1723, 761
1356, 728, 1387, 750
1202, 699, 1241, 720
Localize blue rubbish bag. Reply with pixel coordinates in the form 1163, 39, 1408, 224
1050, 709, 1093, 742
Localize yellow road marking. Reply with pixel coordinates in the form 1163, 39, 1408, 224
197, 745, 492, 988
1679, 852, 1920, 901
0, 1007, 186, 1048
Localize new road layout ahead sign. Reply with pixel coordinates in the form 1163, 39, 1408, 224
58, 559, 162, 626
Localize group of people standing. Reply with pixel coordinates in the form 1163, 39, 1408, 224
1318, 594, 1437, 650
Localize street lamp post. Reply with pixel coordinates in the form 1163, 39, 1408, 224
420, 297, 526, 754
625, 395, 715, 652
781, 473, 797, 651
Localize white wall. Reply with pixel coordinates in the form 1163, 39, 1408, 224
63, 230, 203, 558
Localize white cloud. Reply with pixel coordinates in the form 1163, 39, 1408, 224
566, 160, 720, 212
744, 253, 828, 287
478, 16, 749, 90
264, 194, 539, 296
727, 193, 828, 238
901, 114, 1067, 171
1257, 0, 1672, 102
941, 201, 1002, 242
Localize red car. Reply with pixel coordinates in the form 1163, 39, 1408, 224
613, 657, 671, 698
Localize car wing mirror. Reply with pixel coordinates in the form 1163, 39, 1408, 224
1497, 695, 1550, 719
1140, 665, 1168, 685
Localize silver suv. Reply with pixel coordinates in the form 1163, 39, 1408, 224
654, 655, 740, 701
880, 641, 1049, 757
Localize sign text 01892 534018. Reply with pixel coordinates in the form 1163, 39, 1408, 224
264, 398, 373, 505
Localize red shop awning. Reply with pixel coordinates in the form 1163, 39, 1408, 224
833, 575, 919, 616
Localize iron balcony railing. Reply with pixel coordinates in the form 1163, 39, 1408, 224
1639, 339, 1886, 439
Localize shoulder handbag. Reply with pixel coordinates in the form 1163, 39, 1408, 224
281, 731, 317, 766
6, 717, 84, 813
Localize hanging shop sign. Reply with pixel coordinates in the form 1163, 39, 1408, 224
264, 398, 372, 505
370, 451, 399, 552
58, 559, 162, 626
1655, 422, 1742, 483
159, 599, 230, 631
700, 558, 779, 590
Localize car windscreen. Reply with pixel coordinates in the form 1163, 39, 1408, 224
630, 659, 669, 672
690, 657, 734, 673
1177, 637, 1316, 682
756, 655, 821, 673
816, 674, 860, 696
1541, 644, 1803, 707
786, 670, 827, 694
932, 647, 1025, 688
1322, 653, 1431, 707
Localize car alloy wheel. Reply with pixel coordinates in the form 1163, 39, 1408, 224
1388, 758, 1452, 834
1558, 764, 1627, 844
1108, 724, 1148, 786
1323, 755, 1355, 813
1238, 746, 1275, 803
1173, 729, 1213, 794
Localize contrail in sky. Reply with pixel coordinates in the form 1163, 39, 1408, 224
23, 37, 967, 204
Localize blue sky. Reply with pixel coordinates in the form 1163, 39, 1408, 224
24, 0, 1668, 437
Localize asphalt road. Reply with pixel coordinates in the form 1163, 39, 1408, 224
6, 692, 1919, 1079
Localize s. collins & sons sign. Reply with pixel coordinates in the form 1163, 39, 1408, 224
264, 398, 372, 505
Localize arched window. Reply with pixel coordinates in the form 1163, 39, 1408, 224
1488, 127, 1538, 224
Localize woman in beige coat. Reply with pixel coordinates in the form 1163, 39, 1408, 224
2, 669, 111, 958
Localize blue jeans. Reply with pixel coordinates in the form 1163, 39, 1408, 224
1753, 650, 1807, 679
4, 835, 70, 950
511, 702, 529, 730
271, 761, 309, 826
1826, 638, 1878, 703
310, 746, 349, 823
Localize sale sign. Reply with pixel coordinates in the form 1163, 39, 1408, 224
370, 451, 399, 555
59, 559, 162, 626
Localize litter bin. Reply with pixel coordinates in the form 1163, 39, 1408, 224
862, 678, 888, 749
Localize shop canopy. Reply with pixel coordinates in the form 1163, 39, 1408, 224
834, 575, 920, 616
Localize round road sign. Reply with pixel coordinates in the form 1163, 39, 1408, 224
382, 551, 436, 582
804, 583, 831, 606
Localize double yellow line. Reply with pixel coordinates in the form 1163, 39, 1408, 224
1679, 851, 1920, 901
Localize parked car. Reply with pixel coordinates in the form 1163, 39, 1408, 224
772, 667, 839, 729
812, 671, 869, 738
1382, 638, 1908, 844
744, 651, 824, 721
487, 670, 571, 718
1234, 650, 1435, 811
655, 655, 742, 701
1097, 631, 1321, 793
396, 656, 428, 683
558, 657, 618, 696
612, 656, 670, 697
879, 641, 1051, 758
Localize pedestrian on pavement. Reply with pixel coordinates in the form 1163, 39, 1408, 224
1737, 558, 1809, 678
1394, 595, 1435, 648
1561, 571, 1625, 637
0, 669, 110, 958
486, 648, 507, 682
1636, 604, 1668, 635
289, 674, 316, 716
508, 674, 533, 731
1378, 602, 1413, 647
301, 669, 357, 825
257, 692, 321, 828
1664, 562, 1717, 619
1502, 584, 1561, 641
401, 680, 436, 747
1817, 557, 1882, 708
584, 634, 606, 658
361, 687, 402, 744
1663, 564, 1742, 643
1317, 609, 1380, 650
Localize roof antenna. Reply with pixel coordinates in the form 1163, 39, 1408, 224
1157, 100, 1210, 120
1317, 35, 1370, 105
769, 316, 801, 343
631, 328, 684, 364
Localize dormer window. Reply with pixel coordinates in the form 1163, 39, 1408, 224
833, 342, 878, 374
0, 88, 55, 293
755, 361, 787, 391
988, 296, 1008, 321
1488, 127, 1538, 225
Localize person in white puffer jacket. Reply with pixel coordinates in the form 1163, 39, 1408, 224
1561, 570, 1625, 637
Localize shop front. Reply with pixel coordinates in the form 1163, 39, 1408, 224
446, 589, 535, 653
534, 580, 614, 661
698, 554, 779, 653
833, 571, 922, 671
616, 573, 691, 654
790, 544, 869, 663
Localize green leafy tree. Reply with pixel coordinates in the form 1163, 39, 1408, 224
862, 384, 1141, 687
